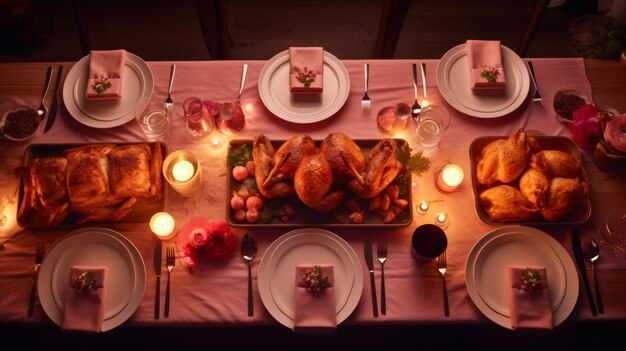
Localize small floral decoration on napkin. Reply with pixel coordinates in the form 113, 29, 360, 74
71, 271, 103, 294
518, 267, 542, 292
567, 103, 602, 152
180, 216, 239, 272
298, 265, 332, 292
91, 78, 112, 95
480, 65, 500, 84
296, 67, 317, 88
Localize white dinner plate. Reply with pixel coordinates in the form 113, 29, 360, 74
38, 227, 146, 332
258, 50, 350, 124
258, 228, 363, 329
63, 52, 154, 128
436, 44, 530, 118
465, 225, 578, 330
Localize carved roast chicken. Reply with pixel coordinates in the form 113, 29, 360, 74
18, 143, 164, 227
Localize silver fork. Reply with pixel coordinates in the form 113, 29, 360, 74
28, 239, 45, 317
165, 64, 176, 111
437, 250, 449, 317
361, 63, 370, 110
527, 61, 543, 106
377, 241, 387, 315
164, 246, 176, 318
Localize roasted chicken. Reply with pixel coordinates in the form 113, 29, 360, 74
479, 184, 538, 222
529, 150, 582, 178
476, 129, 540, 185
519, 168, 550, 210
17, 143, 164, 227
539, 177, 588, 222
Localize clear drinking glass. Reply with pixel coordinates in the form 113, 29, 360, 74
216, 101, 245, 135
413, 105, 450, 151
600, 207, 626, 253
135, 96, 170, 141
184, 97, 213, 138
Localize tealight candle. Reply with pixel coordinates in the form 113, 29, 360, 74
172, 160, 194, 182
150, 212, 176, 240
436, 164, 464, 192
209, 131, 226, 151
162, 150, 203, 196
416, 201, 430, 215
434, 212, 450, 229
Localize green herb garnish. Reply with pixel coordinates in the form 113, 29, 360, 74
92, 80, 112, 95
227, 143, 253, 166
519, 267, 542, 292
71, 271, 103, 294
480, 66, 500, 84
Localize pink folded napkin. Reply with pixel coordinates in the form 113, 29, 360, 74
294, 264, 336, 333
85, 49, 126, 100
466, 40, 506, 90
507, 266, 553, 331
289, 47, 323, 94
61, 265, 108, 333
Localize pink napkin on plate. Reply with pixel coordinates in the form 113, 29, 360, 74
289, 47, 323, 94
85, 49, 126, 100
466, 40, 506, 90
294, 264, 336, 333
61, 265, 108, 333
507, 266, 553, 331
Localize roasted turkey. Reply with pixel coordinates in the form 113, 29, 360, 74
18, 143, 164, 227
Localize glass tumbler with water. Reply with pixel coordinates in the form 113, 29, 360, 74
135, 96, 170, 141
600, 207, 626, 253
413, 105, 450, 150
184, 97, 213, 138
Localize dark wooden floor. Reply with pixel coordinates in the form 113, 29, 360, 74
0, 0, 602, 62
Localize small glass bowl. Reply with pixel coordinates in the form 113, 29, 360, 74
0, 106, 41, 141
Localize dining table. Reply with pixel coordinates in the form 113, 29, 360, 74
1, 53, 625, 346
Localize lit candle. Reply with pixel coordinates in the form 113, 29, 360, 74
209, 132, 226, 151
416, 201, 430, 214
150, 212, 176, 240
436, 164, 464, 192
434, 212, 450, 229
172, 160, 195, 182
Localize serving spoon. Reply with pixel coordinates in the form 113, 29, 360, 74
585, 239, 604, 314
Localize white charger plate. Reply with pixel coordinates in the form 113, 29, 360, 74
258, 50, 350, 124
465, 225, 578, 330
38, 227, 146, 332
258, 228, 363, 329
63, 52, 154, 128
436, 44, 530, 118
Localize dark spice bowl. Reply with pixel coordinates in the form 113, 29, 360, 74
0, 106, 41, 142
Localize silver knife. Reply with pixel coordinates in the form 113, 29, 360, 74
154, 239, 162, 319
44, 65, 63, 133
364, 237, 378, 317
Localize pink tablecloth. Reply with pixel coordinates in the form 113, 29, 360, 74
1, 58, 625, 327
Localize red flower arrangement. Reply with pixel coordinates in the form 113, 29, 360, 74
567, 103, 602, 152
180, 216, 238, 271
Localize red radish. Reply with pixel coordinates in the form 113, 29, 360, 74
234, 210, 247, 222
232, 165, 248, 181
230, 196, 245, 210
246, 208, 259, 223
245, 160, 256, 176
246, 196, 264, 210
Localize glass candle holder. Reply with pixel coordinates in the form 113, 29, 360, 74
184, 97, 212, 139
377, 103, 411, 134
163, 150, 203, 196
436, 164, 464, 192
150, 212, 176, 241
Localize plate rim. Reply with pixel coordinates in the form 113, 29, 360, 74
62, 51, 154, 129
436, 43, 530, 118
465, 225, 579, 330
38, 227, 146, 332
258, 49, 350, 124
258, 228, 363, 329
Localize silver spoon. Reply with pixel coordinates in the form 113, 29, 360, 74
241, 233, 257, 317
37, 66, 54, 119
584, 239, 604, 314
411, 63, 422, 120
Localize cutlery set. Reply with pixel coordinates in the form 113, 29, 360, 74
572, 227, 604, 316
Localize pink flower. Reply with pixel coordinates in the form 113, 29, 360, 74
188, 227, 208, 249
567, 103, 601, 151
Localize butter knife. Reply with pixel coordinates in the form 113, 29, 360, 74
44, 65, 63, 133
154, 239, 162, 319
364, 237, 378, 317
572, 227, 597, 316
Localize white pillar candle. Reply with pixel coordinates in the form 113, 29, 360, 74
150, 212, 176, 240
172, 160, 195, 182
436, 164, 464, 192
